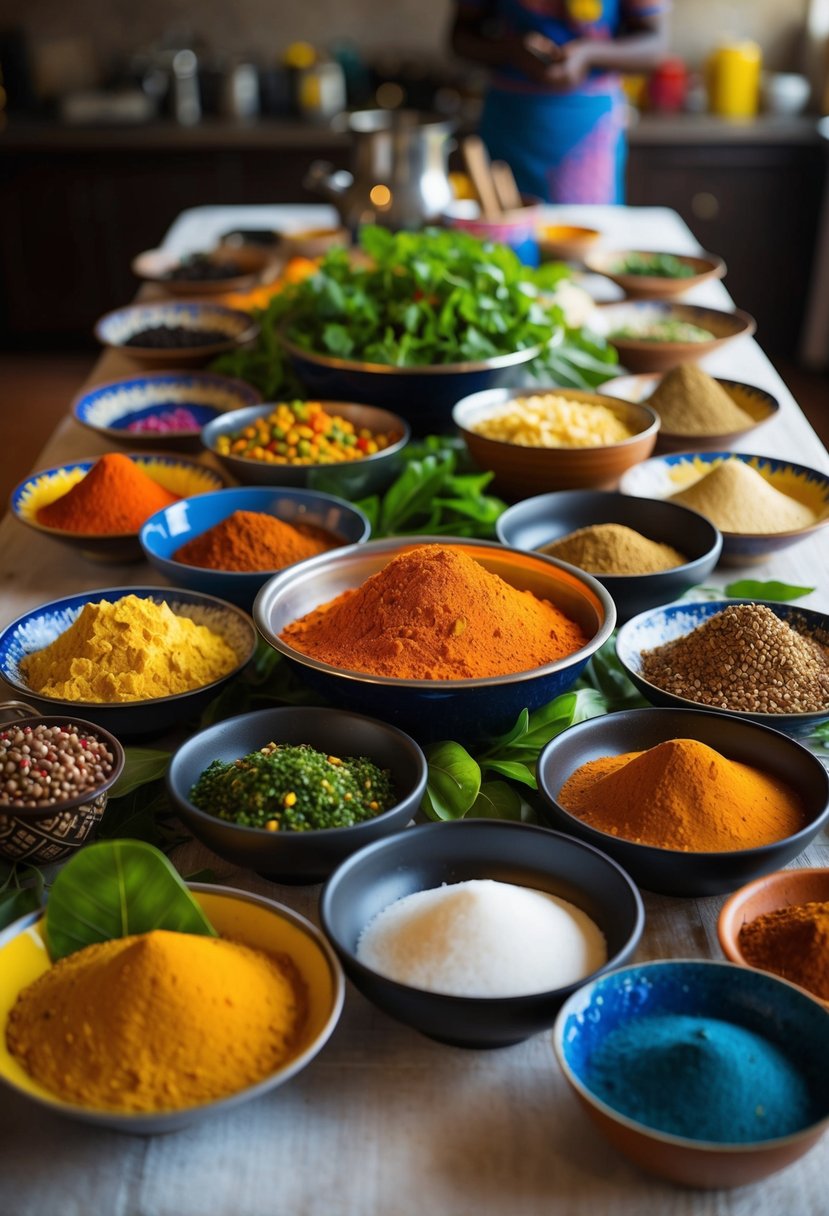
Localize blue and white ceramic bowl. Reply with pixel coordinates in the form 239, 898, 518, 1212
94, 301, 259, 365
72, 371, 262, 452
0, 586, 257, 736
620, 450, 829, 565
140, 486, 371, 609
616, 598, 829, 734
11, 453, 224, 563
554, 960, 829, 1188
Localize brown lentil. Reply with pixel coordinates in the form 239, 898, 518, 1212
640, 603, 829, 713
0, 724, 115, 808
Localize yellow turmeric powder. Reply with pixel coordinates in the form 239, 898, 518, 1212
6, 930, 306, 1112
20, 595, 239, 703
558, 738, 806, 851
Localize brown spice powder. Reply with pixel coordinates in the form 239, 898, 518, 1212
669, 460, 815, 533
541, 523, 687, 575
648, 363, 755, 435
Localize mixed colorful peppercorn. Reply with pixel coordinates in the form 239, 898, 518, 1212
0, 724, 116, 808
214, 401, 399, 466
189, 741, 396, 831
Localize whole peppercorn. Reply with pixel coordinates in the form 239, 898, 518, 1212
0, 724, 115, 808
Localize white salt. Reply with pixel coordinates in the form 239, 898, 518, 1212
355, 878, 607, 997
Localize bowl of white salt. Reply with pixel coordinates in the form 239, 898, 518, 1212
319, 819, 644, 1048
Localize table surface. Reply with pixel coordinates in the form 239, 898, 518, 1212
1, 204, 827, 1216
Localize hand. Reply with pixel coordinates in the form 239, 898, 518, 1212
543, 40, 593, 88
505, 32, 565, 84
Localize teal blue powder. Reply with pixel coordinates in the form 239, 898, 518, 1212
584, 1014, 814, 1143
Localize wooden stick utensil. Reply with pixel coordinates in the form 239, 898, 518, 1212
491, 161, 523, 213
462, 135, 501, 221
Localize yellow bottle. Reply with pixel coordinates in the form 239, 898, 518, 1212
707, 41, 762, 118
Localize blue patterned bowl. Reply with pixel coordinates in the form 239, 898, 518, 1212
72, 371, 262, 452
554, 960, 829, 1188
94, 301, 259, 365
619, 450, 829, 565
0, 586, 256, 736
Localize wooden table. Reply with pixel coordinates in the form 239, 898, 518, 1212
1, 205, 827, 1216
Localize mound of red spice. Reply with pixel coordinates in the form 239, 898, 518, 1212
37, 453, 179, 535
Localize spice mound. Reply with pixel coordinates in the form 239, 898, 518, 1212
0, 724, 115, 808
541, 523, 686, 575
648, 364, 755, 436
669, 459, 815, 533
280, 545, 590, 680
20, 594, 239, 703
469, 393, 634, 448
356, 879, 607, 997
583, 1014, 815, 1142
36, 453, 179, 535
190, 742, 395, 831
173, 510, 340, 573
214, 401, 399, 466
640, 603, 829, 714
123, 325, 231, 349
125, 406, 202, 434
5, 930, 306, 1112
558, 738, 806, 851
738, 900, 829, 1002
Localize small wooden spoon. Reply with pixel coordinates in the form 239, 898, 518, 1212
462, 135, 501, 221
491, 161, 523, 212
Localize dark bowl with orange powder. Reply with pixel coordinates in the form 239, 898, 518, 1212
141, 486, 371, 610
10, 453, 224, 564
537, 707, 829, 897
253, 537, 616, 743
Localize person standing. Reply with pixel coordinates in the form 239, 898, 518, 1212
450, 0, 670, 204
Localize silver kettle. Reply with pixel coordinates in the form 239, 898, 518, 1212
305, 109, 455, 230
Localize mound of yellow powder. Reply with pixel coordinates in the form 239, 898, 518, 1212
669, 460, 815, 533
6, 930, 306, 1112
20, 594, 239, 703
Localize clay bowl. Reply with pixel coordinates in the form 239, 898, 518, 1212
253, 536, 615, 743
583, 249, 726, 300
537, 224, 601, 263
495, 490, 722, 624
553, 959, 829, 1189
619, 450, 829, 565
718, 868, 829, 1005
0, 703, 125, 866
131, 245, 277, 295
452, 386, 659, 500
602, 371, 780, 453
594, 301, 756, 374
536, 706, 829, 896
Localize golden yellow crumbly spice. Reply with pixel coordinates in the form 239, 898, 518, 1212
541, 523, 687, 574
20, 594, 239, 703
470, 393, 634, 448
6, 930, 306, 1112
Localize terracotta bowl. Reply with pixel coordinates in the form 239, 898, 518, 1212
537, 224, 601, 263
594, 301, 756, 374
131, 245, 277, 296
718, 868, 829, 1006
452, 386, 659, 500
583, 249, 726, 300
602, 372, 780, 453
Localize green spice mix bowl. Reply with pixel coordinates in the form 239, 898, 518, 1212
166, 706, 428, 883
537, 707, 829, 897
553, 959, 829, 1189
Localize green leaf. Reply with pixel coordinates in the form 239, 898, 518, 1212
469, 780, 523, 821
485, 708, 530, 752
481, 759, 538, 789
0, 886, 41, 931
45, 841, 216, 961
724, 579, 815, 602
109, 748, 171, 798
96, 782, 186, 851
422, 741, 481, 821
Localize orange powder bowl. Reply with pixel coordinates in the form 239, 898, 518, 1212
537, 706, 829, 897
253, 537, 615, 743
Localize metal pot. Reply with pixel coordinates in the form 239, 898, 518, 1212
305, 109, 454, 230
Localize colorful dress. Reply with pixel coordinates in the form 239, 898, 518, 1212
458, 0, 667, 203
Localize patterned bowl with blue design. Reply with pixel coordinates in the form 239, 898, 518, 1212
72, 371, 262, 452
620, 450, 829, 565
0, 586, 257, 737
11, 453, 225, 563
94, 301, 259, 365
553, 959, 829, 1189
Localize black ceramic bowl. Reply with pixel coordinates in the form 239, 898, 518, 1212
496, 490, 722, 624
166, 706, 427, 883
537, 707, 829, 897
320, 819, 644, 1049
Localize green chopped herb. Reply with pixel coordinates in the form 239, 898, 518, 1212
613, 252, 695, 279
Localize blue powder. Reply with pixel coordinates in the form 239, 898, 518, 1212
584, 1014, 815, 1142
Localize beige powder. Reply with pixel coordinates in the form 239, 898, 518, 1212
669, 460, 814, 533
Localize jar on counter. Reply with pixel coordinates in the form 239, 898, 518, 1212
706, 41, 763, 118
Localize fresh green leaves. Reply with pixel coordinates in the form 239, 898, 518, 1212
723, 579, 815, 602
0, 863, 44, 931
422, 741, 482, 820
45, 840, 216, 961
109, 748, 170, 799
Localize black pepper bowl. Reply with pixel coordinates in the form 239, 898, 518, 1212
320, 819, 644, 1049
166, 706, 427, 884
615, 599, 829, 734
496, 490, 722, 624
553, 960, 829, 1189
0, 701, 125, 865
537, 707, 829, 897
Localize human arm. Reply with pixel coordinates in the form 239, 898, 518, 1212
449, 4, 565, 85
546, 12, 669, 88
